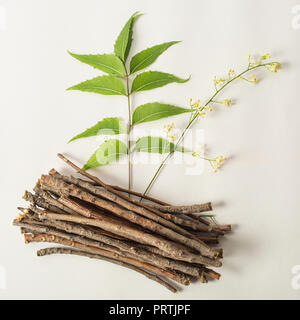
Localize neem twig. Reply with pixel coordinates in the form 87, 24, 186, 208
26, 233, 191, 286
40, 174, 215, 259
15, 219, 201, 277
146, 202, 213, 214
56, 154, 212, 240
37, 247, 178, 293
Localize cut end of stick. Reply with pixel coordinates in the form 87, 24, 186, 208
57, 153, 68, 163
49, 168, 58, 175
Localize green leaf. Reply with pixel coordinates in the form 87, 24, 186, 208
132, 102, 191, 125
114, 12, 142, 62
130, 41, 180, 74
134, 136, 188, 154
68, 118, 126, 143
68, 52, 126, 76
82, 139, 128, 170
131, 71, 190, 93
67, 75, 126, 95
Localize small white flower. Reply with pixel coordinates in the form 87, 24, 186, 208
249, 74, 258, 83
223, 99, 232, 107
228, 68, 235, 79
268, 62, 280, 73
260, 53, 270, 61
209, 155, 227, 172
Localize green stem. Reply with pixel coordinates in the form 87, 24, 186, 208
125, 70, 132, 191
142, 62, 277, 197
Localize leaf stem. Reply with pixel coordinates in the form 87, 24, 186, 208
141, 61, 278, 197
125, 70, 132, 191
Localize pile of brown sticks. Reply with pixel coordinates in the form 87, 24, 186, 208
13, 154, 231, 293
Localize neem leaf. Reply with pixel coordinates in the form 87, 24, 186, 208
132, 102, 191, 125
67, 75, 126, 95
114, 12, 142, 62
133, 136, 188, 154
131, 71, 190, 93
130, 41, 180, 74
82, 139, 128, 170
68, 118, 126, 143
68, 52, 126, 76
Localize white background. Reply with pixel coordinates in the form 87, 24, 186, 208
1, 0, 300, 299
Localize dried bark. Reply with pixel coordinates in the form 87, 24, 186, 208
40, 174, 216, 259
13, 158, 232, 292
33, 183, 78, 215
25, 233, 191, 286
146, 202, 213, 214
37, 247, 178, 293
36, 208, 222, 267
185, 213, 211, 226
15, 219, 201, 277
215, 225, 232, 232
56, 154, 214, 241
108, 184, 169, 206
203, 267, 221, 280
160, 213, 218, 233
192, 234, 219, 244
49, 170, 194, 238
72, 174, 170, 206
22, 190, 65, 214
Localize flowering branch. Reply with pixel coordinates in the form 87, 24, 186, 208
142, 54, 280, 197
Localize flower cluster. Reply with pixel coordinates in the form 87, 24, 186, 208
192, 146, 227, 173
248, 54, 259, 67
189, 98, 200, 109
267, 62, 280, 73
260, 53, 271, 62
213, 68, 237, 91
249, 74, 258, 83
248, 53, 280, 73
178, 53, 280, 175
163, 122, 175, 141
189, 99, 213, 119
209, 155, 227, 173
212, 99, 232, 107
223, 99, 232, 106
213, 76, 225, 86
228, 68, 236, 79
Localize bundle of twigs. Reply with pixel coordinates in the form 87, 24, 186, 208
13, 153, 231, 293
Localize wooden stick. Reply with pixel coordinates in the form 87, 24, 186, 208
146, 202, 213, 214
22, 190, 66, 214
14, 219, 201, 277
33, 183, 78, 215
49, 170, 195, 238
108, 184, 169, 206
40, 174, 215, 258
25, 233, 191, 286
28, 207, 221, 267
56, 154, 212, 243
203, 267, 221, 280
215, 224, 232, 232
75, 176, 170, 206
37, 247, 178, 293
185, 213, 211, 226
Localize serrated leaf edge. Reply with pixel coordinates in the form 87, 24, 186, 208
68, 52, 126, 76
130, 41, 181, 74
